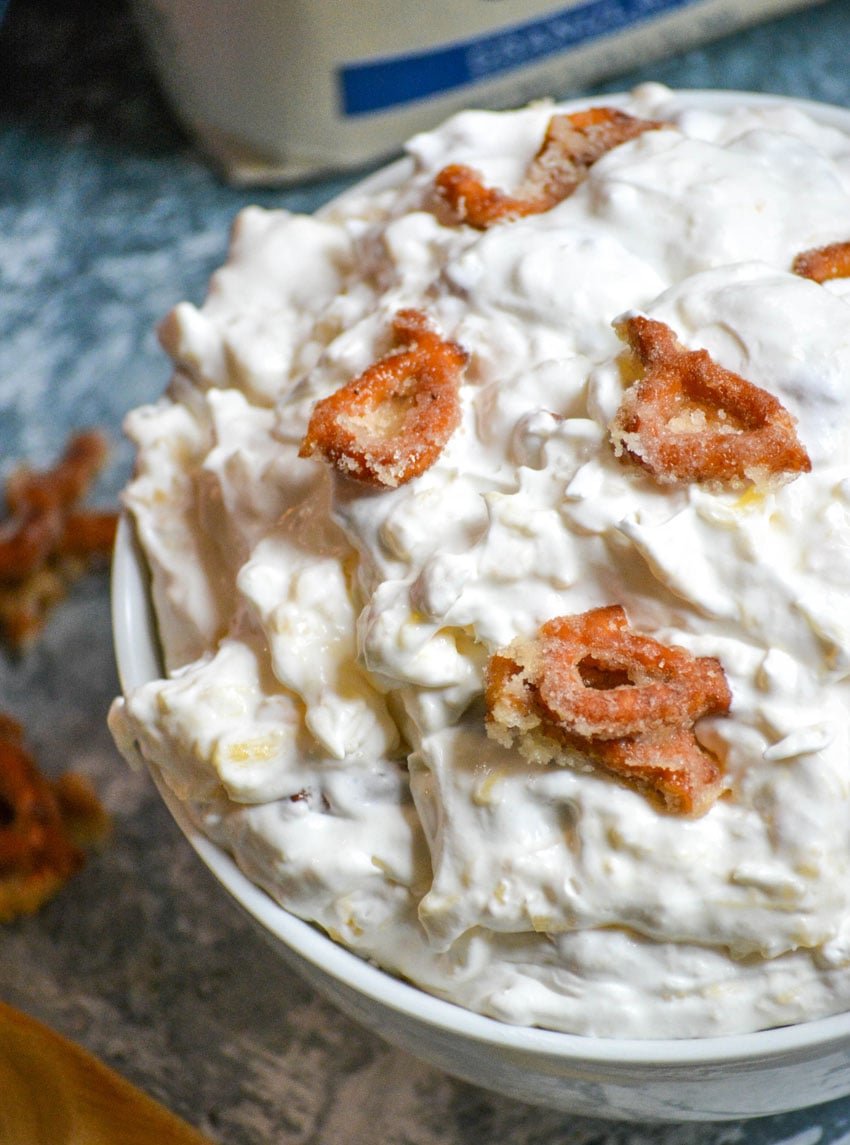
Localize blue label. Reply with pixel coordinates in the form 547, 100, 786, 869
339, 0, 700, 116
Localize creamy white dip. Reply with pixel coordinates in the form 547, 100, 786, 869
109, 85, 850, 1037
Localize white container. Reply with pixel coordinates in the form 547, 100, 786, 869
131, 0, 826, 183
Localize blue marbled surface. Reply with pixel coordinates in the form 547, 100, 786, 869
4, 1, 850, 1141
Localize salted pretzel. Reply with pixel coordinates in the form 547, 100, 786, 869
609, 316, 811, 489
0, 714, 109, 921
300, 309, 467, 488
0, 430, 118, 650
435, 106, 668, 229
792, 240, 850, 283
485, 605, 731, 816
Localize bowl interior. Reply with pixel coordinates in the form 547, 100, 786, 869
112, 516, 850, 1074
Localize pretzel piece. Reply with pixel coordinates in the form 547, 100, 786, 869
299, 310, 467, 488
0, 431, 118, 650
0, 715, 110, 921
435, 107, 667, 229
485, 606, 730, 816
609, 316, 811, 489
792, 240, 850, 283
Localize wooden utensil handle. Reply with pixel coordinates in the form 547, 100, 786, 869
0, 1000, 214, 1145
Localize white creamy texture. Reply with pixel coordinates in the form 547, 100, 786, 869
109, 85, 850, 1037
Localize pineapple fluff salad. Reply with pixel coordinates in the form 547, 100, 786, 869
109, 84, 850, 1038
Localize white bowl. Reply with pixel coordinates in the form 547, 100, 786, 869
111, 90, 850, 1121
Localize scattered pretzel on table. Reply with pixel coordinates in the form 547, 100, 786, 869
0, 429, 118, 651
0, 713, 110, 922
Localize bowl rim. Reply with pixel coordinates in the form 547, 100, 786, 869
112, 86, 850, 1067
326, 84, 850, 203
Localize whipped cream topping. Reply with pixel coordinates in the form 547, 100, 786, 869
109, 85, 850, 1037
